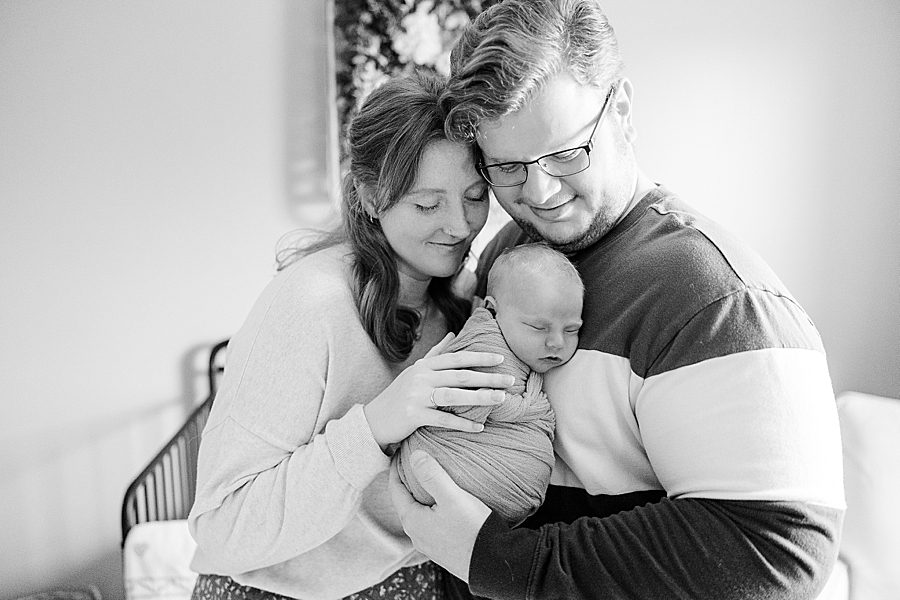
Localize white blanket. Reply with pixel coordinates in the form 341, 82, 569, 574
123, 520, 198, 600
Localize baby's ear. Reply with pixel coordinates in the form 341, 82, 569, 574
483, 295, 497, 315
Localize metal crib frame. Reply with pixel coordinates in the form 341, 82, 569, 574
120, 339, 228, 545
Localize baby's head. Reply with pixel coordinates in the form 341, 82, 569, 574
485, 244, 584, 373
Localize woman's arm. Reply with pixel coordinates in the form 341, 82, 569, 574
189, 266, 514, 573
188, 272, 389, 572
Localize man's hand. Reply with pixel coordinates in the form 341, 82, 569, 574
390, 450, 492, 582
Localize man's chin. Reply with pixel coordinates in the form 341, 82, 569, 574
512, 217, 601, 254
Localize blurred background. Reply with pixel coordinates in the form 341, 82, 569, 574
1, 0, 897, 598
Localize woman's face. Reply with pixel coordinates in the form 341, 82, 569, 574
378, 139, 490, 281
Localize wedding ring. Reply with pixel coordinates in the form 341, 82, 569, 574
429, 388, 439, 408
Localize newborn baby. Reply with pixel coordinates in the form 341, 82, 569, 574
396, 243, 584, 523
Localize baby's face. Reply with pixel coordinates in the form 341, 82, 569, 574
490, 279, 583, 373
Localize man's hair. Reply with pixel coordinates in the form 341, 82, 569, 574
444, 0, 624, 143
487, 243, 584, 299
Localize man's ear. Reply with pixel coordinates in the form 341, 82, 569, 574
614, 77, 638, 144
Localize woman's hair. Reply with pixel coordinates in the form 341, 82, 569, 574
444, 0, 624, 143
278, 71, 474, 362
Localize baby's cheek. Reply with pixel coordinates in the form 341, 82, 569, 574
564, 339, 580, 362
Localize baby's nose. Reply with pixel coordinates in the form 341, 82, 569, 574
546, 332, 565, 350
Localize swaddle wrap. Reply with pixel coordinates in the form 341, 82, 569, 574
395, 307, 555, 524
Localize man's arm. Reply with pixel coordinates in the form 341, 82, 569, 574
471, 497, 841, 599
389, 450, 490, 582
391, 299, 845, 599
390, 451, 842, 600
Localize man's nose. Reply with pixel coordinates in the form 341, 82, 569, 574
521, 163, 561, 205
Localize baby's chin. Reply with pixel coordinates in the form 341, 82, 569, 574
529, 355, 570, 373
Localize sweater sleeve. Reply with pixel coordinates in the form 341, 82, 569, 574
470, 497, 842, 600
188, 264, 391, 573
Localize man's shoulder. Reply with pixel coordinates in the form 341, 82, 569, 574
585, 192, 821, 374
639, 195, 791, 299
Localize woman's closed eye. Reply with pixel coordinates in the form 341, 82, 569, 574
464, 183, 489, 203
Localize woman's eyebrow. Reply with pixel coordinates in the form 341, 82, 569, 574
406, 188, 445, 197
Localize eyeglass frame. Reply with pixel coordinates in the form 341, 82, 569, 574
476, 82, 619, 188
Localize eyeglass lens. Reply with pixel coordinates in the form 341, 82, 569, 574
483, 149, 590, 186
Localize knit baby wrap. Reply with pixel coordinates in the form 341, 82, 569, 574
395, 307, 556, 524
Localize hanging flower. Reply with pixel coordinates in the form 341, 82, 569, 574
393, 1, 445, 68
333, 0, 499, 142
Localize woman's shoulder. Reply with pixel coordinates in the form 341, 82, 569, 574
280, 242, 352, 282
226, 243, 364, 373
265, 243, 355, 313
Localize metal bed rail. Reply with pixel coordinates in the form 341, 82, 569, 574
120, 339, 228, 545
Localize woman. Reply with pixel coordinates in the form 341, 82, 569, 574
187, 71, 513, 600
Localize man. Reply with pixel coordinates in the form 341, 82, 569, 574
389, 1, 845, 599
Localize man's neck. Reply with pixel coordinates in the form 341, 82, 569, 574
630, 170, 657, 213
612, 170, 656, 230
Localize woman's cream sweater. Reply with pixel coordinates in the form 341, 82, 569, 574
188, 244, 431, 600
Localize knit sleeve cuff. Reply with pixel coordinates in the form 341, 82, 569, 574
324, 403, 390, 489
468, 511, 539, 600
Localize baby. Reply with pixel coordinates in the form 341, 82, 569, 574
396, 243, 584, 524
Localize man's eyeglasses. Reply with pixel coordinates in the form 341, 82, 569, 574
477, 83, 618, 188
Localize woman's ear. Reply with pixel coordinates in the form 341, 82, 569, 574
355, 182, 379, 221
362, 200, 379, 222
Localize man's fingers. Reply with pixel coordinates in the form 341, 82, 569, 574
410, 450, 461, 504
388, 459, 417, 520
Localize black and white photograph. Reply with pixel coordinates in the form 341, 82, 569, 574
1, 1, 897, 600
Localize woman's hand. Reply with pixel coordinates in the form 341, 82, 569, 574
364, 333, 513, 450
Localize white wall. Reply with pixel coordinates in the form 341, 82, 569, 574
602, 0, 900, 398
0, 1, 897, 598
0, 1, 331, 597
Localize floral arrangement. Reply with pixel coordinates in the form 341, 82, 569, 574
333, 0, 498, 146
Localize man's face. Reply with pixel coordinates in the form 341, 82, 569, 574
476, 73, 638, 253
